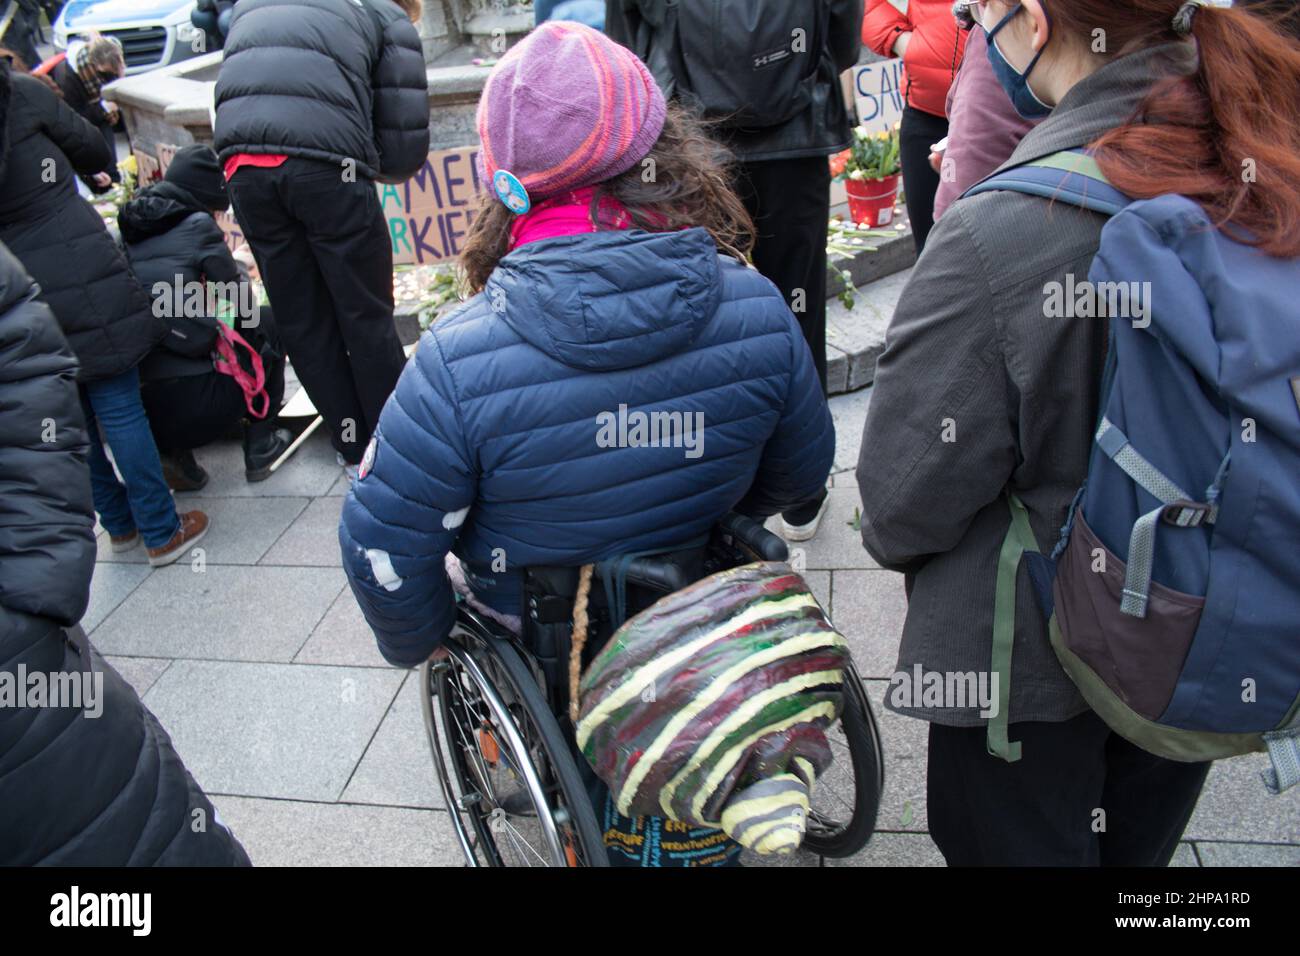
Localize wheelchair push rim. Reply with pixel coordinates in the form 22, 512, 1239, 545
421, 624, 608, 867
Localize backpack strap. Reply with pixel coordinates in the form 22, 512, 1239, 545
962, 148, 1130, 216
988, 493, 1038, 762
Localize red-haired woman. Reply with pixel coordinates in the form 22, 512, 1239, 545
856, 0, 1300, 864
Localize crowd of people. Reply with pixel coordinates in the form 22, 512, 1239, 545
2, 0, 1298, 868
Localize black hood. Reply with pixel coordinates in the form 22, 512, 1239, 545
118, 181, 210, 244
0, 58, 11, 181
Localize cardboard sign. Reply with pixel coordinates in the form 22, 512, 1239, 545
380, 146, 484, 266
852, 58, 906, 134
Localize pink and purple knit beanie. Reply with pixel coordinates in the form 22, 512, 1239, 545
476, 21, 667, 211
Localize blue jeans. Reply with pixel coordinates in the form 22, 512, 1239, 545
80, 368, 180, 548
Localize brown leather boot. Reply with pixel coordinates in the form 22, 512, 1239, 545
110, 530, 140, 553
147, 511, 211, 567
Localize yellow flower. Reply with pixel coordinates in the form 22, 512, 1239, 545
118, 154, 137, 176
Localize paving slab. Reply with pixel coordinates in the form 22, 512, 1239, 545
770, 486, 879, 571
260, 496, 345, 567
144, 659, 404, 802
826, 830, 946, 867
866, 679, 931, 834
1195, 841, 1300, 867
90, 565, 346, 662
831, 569, 908, 681
294, 586, 391, 668
191, 431, 341, 499
102, 655, 173, 697
96, 495, 310, 567
1169, 841, 1200, 867
342, 672, 441, 810
829, 385, 871, 475
212, 796, 461, 866
82, 561, 153, 633
1184, 752, 1300, 844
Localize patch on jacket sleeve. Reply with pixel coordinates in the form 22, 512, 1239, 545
442, 506, 469, 530
358, 437, 377, 480
365, 548, 403, 591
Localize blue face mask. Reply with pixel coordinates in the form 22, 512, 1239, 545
984, 4, 1054, 120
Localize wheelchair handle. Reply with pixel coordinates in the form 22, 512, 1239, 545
719, 512, 789, 563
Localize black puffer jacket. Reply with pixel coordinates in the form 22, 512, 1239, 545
606, 0, 862, 162
0, 67, 163, 383
213, 0, 429, 183
120, 181, 240, 382
0, 239, 250, 866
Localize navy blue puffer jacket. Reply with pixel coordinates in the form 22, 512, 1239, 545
340, 228, 834, 666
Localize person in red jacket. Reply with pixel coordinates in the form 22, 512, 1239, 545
863, 0, 967, 251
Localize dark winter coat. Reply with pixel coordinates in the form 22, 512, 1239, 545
0, 69, 163, 383
213, 0, 430, 183
120, 181, 241, 382
0, 238, 249, 865
605, 0, 862, 162
340, 227, 836, 666
855, 44, 1200, 727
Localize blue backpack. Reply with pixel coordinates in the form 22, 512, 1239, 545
964, 150, 1300, 793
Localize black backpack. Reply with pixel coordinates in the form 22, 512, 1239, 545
636, 0, 831, 128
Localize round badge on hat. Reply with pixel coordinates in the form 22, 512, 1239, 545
492, 170, 531, 215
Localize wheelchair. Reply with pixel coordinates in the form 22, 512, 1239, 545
419, 513, 885, 867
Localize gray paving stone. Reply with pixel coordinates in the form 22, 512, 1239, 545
294, 586, 391, 668
801, 569, 830, 615
829, 469, 857, 488
96, 495, 309, 567
826, 830, 945, 867
831, 569, 908, 681
771, 487, 879, 571
828, 386, 872, 475
865, 679, 930, 834
191, 430, 340, 498
91, 565, 346, 662
144, 659, 404, 801
260, 496, 344, 567
1195, 841, 1300, 866
342, 672, 441, 809
82, 562, 153, 632
1169, 841, 1200, 867
211, 796, 461, 866
1184, 752, 1300, 844
103, 655, 173, 697
325, 474, 352, 496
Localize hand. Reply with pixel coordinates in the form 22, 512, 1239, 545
428, 646, 450, 664
92, 172, 112, 188
893, 30, 912, 59
105, 106, 120, 125
928, 150, 944, 174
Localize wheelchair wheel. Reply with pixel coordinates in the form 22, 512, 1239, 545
420, 616, 608, 867
802, 662, 884, 858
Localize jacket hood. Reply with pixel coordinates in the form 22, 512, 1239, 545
119, 182, 209, 245
486, 228, 723, 372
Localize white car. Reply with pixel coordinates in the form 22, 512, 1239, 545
52, 0, 208, 75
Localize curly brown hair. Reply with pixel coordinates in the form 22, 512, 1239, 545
460, 101, 755, 294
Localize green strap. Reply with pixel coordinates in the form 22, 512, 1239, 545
1022, 150, 1110, 183
988, 494, 1039, 763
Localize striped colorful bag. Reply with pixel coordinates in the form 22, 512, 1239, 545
574, 562, 850, 855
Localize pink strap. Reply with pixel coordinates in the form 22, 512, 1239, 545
213, 325, 270, 420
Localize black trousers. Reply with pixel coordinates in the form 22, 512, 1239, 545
734, 155, 831, 392
142, 352, 286, 454
228, 157, 406, 462
926, 710, 1210, 866
899, 106, 950, 254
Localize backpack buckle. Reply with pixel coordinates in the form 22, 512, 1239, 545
1160, 501, 1215, 527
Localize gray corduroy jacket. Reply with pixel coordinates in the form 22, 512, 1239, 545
856, 42, 1201, 727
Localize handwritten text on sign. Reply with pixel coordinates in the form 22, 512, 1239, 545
853, 58, 905, 133
380, 147, 484, 266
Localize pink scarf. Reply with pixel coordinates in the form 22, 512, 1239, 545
509, 187, 634, 249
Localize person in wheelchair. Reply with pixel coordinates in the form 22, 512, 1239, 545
339, 21, 836, 865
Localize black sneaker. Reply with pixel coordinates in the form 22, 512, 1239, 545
161, 449, 209, 492
244, 427, 293, 482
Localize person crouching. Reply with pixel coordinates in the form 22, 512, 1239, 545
119, 144, 291, 487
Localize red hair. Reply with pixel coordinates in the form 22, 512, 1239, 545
1050, 1, 1300, 257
